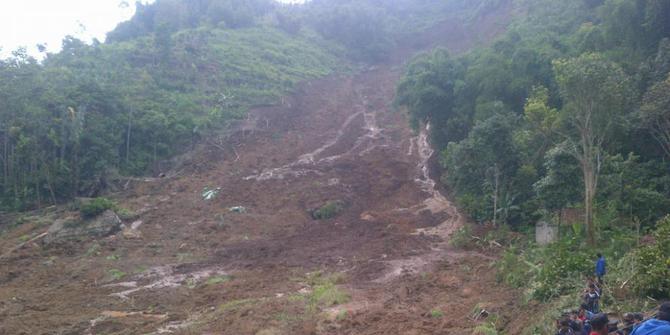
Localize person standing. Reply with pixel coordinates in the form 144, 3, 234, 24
595, 253, 606, 285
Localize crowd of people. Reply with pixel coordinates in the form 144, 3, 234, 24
555, 254, 670, 335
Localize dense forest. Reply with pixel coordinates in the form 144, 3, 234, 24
395, 0, 670, 329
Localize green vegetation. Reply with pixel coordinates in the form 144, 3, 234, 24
206, 275, 232, 285
429, 308, 444, 318
219, 298, 258, 312
79, 197, 115, 218
311, 200, 346, 220
108, 268, 127, 281
493, 216, 670, 332
396, 0, 670, 331
115, 207, 137, 221
472, 323, 499, 335
85, 242, 101, 257
0, 2, 340, 211
0, 0, 505, 211
397, 0, 670, 234
305, 272, 350, 310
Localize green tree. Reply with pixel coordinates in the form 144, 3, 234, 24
552, 53, 633, 244
443, 112, 521, 224
639, 74, 670, 159
395, 49, 465, 146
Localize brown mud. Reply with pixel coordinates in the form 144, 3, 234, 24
0, 6, 525, 335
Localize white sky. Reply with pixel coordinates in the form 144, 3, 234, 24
0, 1, 156, 58
0, 0, 306, 59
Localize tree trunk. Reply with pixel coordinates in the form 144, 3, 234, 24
583, 159, 596, 245
126, 109, 132, 166
493, 164, 499, 227
73, 145, 79, 199
3, 128, 7, 190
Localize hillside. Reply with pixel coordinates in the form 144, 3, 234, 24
0, 0, 520, 334
394, 0, 670, 333
2, 0, 669, 334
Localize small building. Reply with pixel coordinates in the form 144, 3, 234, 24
536, 221, 558, 246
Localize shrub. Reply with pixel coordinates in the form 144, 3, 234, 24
630, 216, 670, 298
450, 225, 474, 248
532, 238, 592, 300
306, 272, 350, 309
311, 200, 346, 220
80, 198, 116, 218
108, 269, 126, 281
496, 246, 534, 288
116, 207, 138, 221
496, 234, 591, 301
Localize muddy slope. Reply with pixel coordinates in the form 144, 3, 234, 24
0, 6, 522, 335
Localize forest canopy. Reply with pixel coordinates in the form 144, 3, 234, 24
396, 0, 670, 240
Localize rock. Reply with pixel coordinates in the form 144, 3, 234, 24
122, 228, 142, 239
45, 210, 122, 245
360, 212, 376, 221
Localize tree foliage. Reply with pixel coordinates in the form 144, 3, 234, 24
0, 8, 340, 210
398, 0, 670, 232
553, 53, 633, 243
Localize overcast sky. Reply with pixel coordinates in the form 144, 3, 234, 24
0, 0, 306, 59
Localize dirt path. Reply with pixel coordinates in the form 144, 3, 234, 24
0, 7, 523, 335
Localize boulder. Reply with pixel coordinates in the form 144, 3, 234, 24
45, 210, 122, 245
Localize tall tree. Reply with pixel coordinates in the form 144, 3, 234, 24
553, 53, 633, 244
639, 74, 670, 159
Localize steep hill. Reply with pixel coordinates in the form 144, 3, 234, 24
0, 1, 518, 334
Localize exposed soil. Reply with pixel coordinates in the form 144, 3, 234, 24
0, 6, 525, 335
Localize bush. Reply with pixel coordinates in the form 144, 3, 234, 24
495, 234, 591, 301
496, 246, 534, 288
630, 216, 670, 298
311, 200, 346, 220
80, 198, 116, 218
116, 207, 138, 221
450, 225, 474, 248
532, 238, 592, 300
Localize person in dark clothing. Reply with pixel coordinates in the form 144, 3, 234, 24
590, 313, 610, 335
618, 313, 645, 335
631, 302, 670, 335
570, 311, 583, 332
557, 318, 576, 335
584, 284, 601, 313
633, 313, 644, 324
595, 253, 606, 284
580, 304, 595, 320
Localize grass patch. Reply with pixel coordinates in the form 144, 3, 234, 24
450, 225, 474, 248
305, 271, 350, 310
108, 269, 127, 281
219, 298, 258, 312
80, 197, 116, 218
472, 322, 499, 335
311, 200, 346, 220
116, 207, 138, 221
430, 309, 444, 318
206, 275, 232, 285
85, 243, 101, 257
